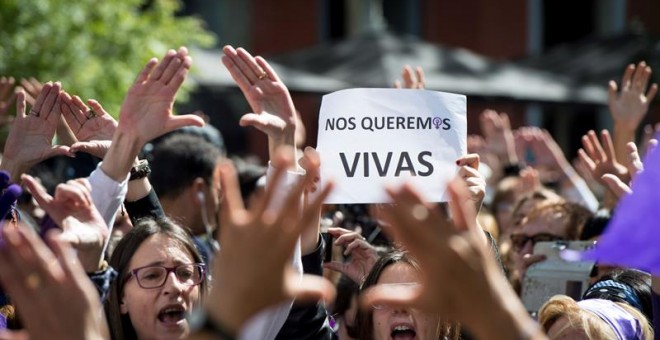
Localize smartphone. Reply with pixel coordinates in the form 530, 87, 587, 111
321, 232, 334, 263
521, 240, 596, 314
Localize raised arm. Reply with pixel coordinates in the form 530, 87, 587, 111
0, 82, 72, 183
0, 225, 108, 340
362, 179, 546, 340
101, 47, 204, 182
22, 175, 108, 273
221, 46, 297, 169
201, 151, 335, 338
609, 62, 658, 160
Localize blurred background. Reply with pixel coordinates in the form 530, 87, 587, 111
2, 0, 659, 163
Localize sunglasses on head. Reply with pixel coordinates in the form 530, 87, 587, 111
510, 233, 565, 252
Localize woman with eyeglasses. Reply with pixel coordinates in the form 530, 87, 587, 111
105, 217, 207, 340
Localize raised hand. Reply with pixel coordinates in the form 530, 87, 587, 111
480, 110, 518, 164
221, 45, 296, 161
524, 128, 574, 181
361, 179, 542, 339
608, 61, 658, 132
601, 174, 632, 199
640, 123, 660, 156
101, 47, 204, 181
577, 130, 630, 186
118, 47, 204, 145
22, 175, 108, 273
0, 226, 108, 340
394, 65, 425, 89
60, 92, 117, 158
456, 154, 486, 213
61, 92, 117, 142
520, 166, 541, 194
0, 76, 16, 124
1, 83, 72, 182
206, 150, 335, 334
20, 77, 43, 106
323, 227, 379, 284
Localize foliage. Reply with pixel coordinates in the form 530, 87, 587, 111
0, 0, 216, 116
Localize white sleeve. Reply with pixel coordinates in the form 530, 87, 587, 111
561, 177, 599, 212
238, 163, 304, 340
88, 162, 129, 252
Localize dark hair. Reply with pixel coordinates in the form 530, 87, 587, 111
579, 209, 610, 240
149, 134, 223, 199
230, 155, 266, 204
333, 275, 360, 338
105, 218, 207, 340
583, 269, 653, 322
356, 251, 459, 340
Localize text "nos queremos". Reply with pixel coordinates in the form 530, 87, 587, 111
325, 116, 452, 132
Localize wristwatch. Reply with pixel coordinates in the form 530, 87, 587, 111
129, 159, 151, 181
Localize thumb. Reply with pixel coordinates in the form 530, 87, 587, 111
288, 274, 336, 305
71, 141, 109, 159
21, 174, 52, 208
601, 174, 632, 198
47, 145, 74, 158
322, 261, 346, 274
239, 113, 269, 130
164, 114, 205, 132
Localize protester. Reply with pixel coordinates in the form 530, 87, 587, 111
538, 295, 653, 339
1, 33, 660, 340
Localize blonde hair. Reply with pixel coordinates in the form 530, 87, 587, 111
538, 295, 654, 339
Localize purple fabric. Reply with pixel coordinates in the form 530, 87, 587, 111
582, 139, 660, 275
0, 313, 5, 330
578, 299, 643, 340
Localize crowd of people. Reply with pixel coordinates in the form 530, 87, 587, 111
0, 43, 657, 340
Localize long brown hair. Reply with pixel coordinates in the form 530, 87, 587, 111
356, 250, 460, 340
104, 218, 207, 340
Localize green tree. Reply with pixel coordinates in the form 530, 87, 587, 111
0, 0, 215, 116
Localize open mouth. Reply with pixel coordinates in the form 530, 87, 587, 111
391, 325, 416, 340
157, 305, 186, 325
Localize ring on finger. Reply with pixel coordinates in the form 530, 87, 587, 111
29, 109, 40, 117
258, 72, 269, 80
86, 109, 96, 119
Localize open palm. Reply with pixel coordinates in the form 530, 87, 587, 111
222, 46, 296, 138
3, 83, 70, 169
118, 47, 204, 145
60, 92, 117, 142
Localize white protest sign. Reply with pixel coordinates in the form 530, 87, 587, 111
316, 88, 467, 203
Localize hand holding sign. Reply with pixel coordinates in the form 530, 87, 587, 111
317, 89, 466, 203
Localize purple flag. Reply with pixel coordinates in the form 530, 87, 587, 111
582, 140, 660, 275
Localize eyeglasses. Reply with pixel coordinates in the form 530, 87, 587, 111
510, 233, 565, 252
125, 263, 206, 289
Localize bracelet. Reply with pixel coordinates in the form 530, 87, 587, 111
129, 159, 151, 181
